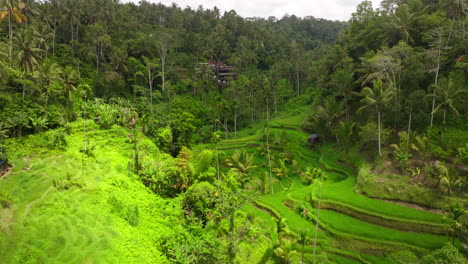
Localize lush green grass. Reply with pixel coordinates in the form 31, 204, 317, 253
0, 123, 180, 264
319, 209, 450, 249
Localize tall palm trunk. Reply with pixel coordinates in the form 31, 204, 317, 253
234, 108, 237, 139
22, 72, 26, 100
8, 9, 13, 62
441, 105, 447, 144
377, 107, 382, 157
313, 181, 322, 261
430, 41, 441, 128
266, 127, 273, 194
296, 65, 300, 95
216, 143, 220, 190
407, 112, 412, 148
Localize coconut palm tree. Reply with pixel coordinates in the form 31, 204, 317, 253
445, 205, 468, 244
195, 62, 214, 103
32, 23, 53, 58
298, 230, 309, 264
443, 0, 467, 44
13, 29, 43, 99
310, 96, 344, 141
274, 217, 287, 244
61, 66, 78, 106
226, 149, 256, 186
358, 79, 395, 156
273, 241, 296, 264
429, 78, 466, 144
332, 69, 354, 120
311, 168, 326, 261
0, 0, 27, 60
33, 59, 62, 104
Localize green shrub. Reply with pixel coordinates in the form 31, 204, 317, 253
0, 190, 12, 208
421, 243, 466, 264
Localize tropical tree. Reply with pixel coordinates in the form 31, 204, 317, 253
0, 0, 27, 59
273, 241, 296, 264
335, 120, 356, 155
33, 59, 62, 104
331, 69, 354, 120
226, 149, 256, 186
137, 56, 159, 106
61, 66, 78, 106
387, 3, 421, 44
32, 23, 52, 58
298, 230, 309, 264
307, 96, 344, 141
274, 217, 288, 244
311, 167, 326, 262
358, 79, 395, 156
429, 78, 466, 143
13, 29, 43, 99
29, 115, 48, 133
445, 205, 468, 244
194, 62, 213, 103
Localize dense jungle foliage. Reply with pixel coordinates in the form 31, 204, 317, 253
0, 0, 467, 263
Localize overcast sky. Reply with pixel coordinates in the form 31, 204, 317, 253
123, 0, 383, 21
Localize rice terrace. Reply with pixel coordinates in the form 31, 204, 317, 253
0, 0, 467, 263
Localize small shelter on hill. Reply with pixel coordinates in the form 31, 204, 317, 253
308, 134, 320, 144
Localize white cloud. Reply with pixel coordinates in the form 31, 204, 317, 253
122, 0, 383, 21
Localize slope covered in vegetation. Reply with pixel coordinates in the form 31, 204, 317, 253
0, 0, 467, 263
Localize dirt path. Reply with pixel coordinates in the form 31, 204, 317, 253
379, 198, 444, 215
0, 165, 13, 179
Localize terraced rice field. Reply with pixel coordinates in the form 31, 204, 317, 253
213, 112, 454, 263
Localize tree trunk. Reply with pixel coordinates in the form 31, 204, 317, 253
296, 65, 300, 95
446, 18, 455, 48
377, 108, 382, 157
407, 112, 412, 148
441, 106, 447, 144
430, 42, 441, 128
216, 143, 220, 190
234, 108, 237, 139
8, 9, 13, 62
344, 94, 349, 121
266, 127, 274, 194
313, 181, 322, 261
22, 72, 26, 100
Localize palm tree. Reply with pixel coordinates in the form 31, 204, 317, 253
273, 241, 296, 264
358, 79, 395, 156
311, 168, 326, 262
0, 0, 27, 60
387, 3, 426, 44
443, 0, 466, 44
430, 78, 466, 144
0, 43, 8, 80
13, 29, 43, 99
33, 59, 62, 104
445, 205, 468, 244
332, 69, 354, 120
310, 96, 344, 141
29, 115, 48, 133
335, 120, 356, 155
19, 0, 39, 27
298, 230, 309, 264
61, 66, 78, 106
226, 149, 256, 186
32, 23, 53, 58
195, 63, 214, 103
274, 217, 287, 244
